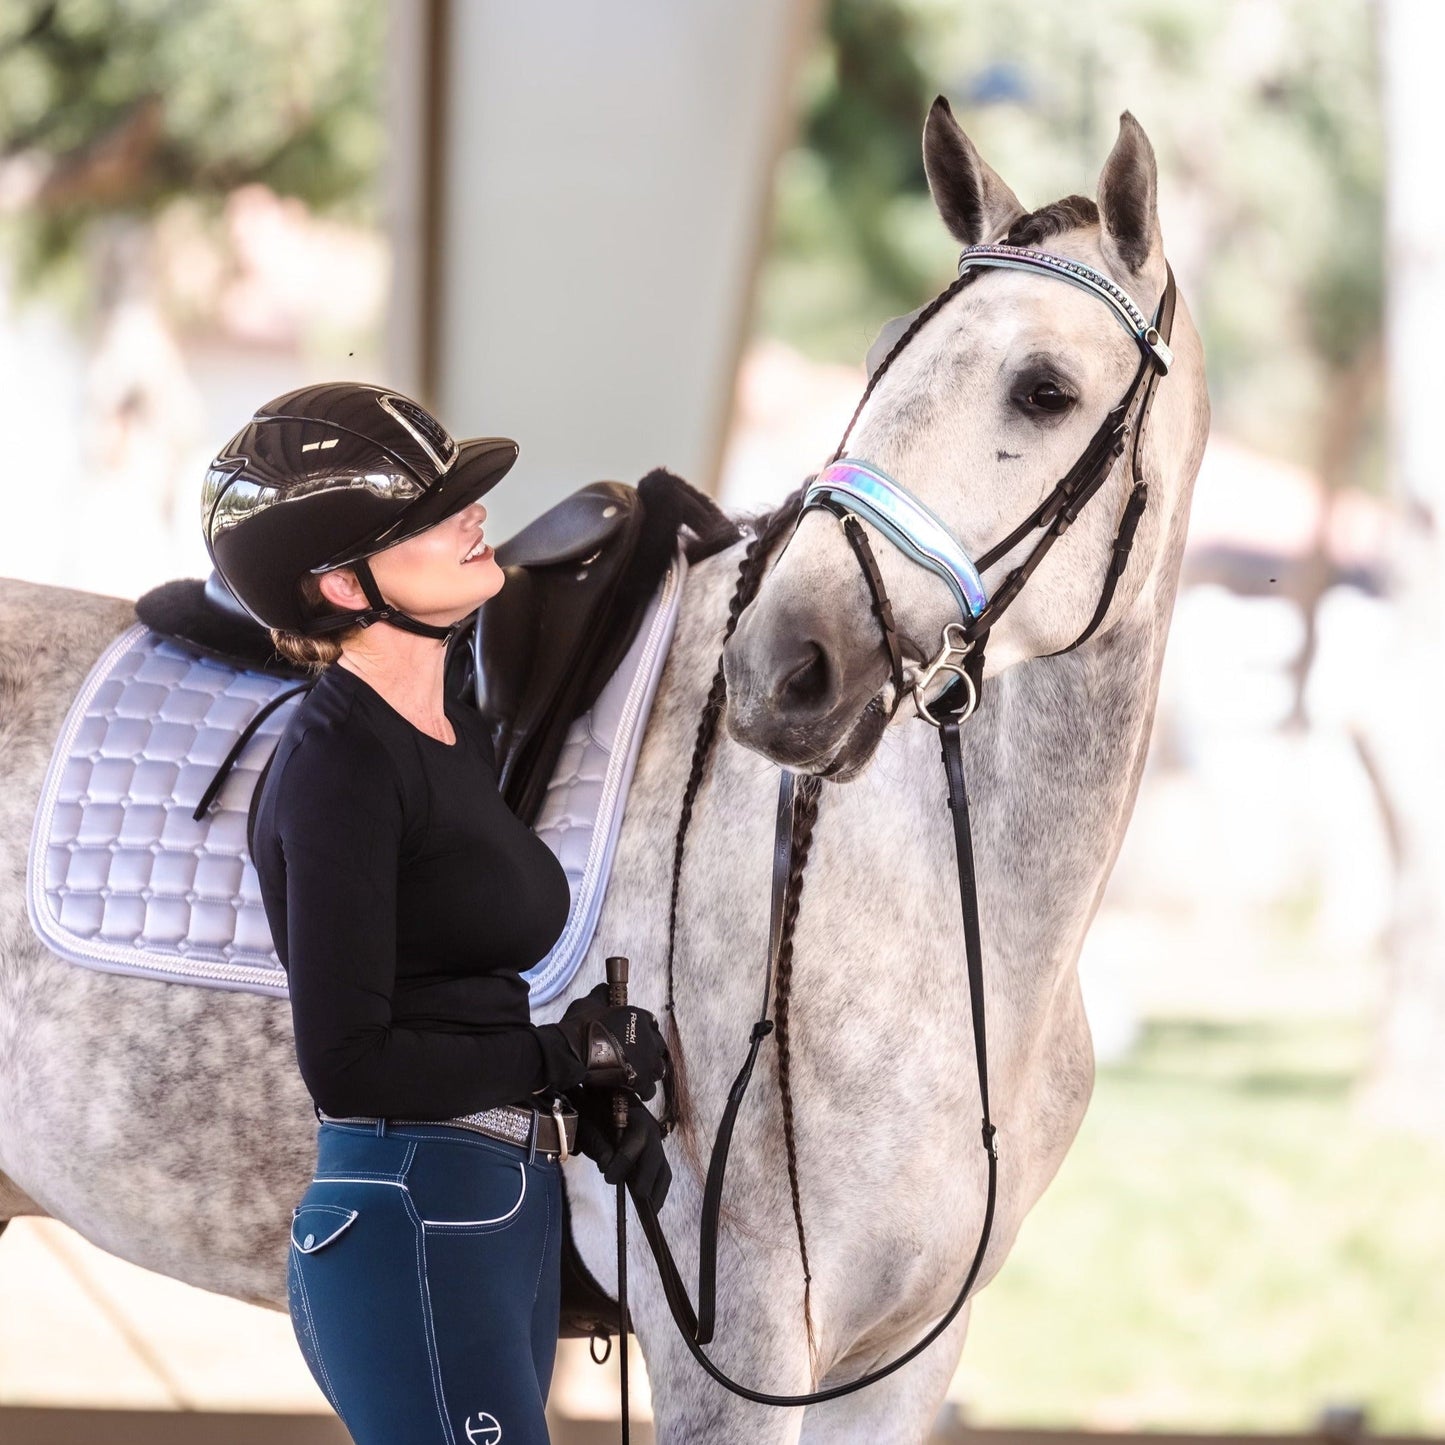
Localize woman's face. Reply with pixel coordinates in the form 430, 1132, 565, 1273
319, 499, 503, 626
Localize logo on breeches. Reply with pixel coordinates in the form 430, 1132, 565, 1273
464, 1412, 502, 1444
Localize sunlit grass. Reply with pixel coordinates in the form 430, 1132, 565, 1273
955, 1017, 1445, 1432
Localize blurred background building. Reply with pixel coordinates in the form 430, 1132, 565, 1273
1, 0, 1442, 1438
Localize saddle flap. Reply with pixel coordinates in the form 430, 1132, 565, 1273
470, 568, 536, 757
474, 483, 652, 822
291, 1204, 359, 1254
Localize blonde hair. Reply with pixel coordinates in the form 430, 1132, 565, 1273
268, 570, 365, 675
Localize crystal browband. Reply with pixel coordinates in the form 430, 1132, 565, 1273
955, 243, 1174, 373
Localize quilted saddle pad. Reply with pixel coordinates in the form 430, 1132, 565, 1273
26, 539, 687, 1004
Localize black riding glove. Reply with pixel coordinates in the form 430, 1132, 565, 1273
569, 1088, 672, 1215
536, 982, 671, 1101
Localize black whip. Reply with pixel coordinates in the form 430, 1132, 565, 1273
606, 953, 632, 1442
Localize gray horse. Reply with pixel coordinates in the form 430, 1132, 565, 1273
0, 102, 1206, 1443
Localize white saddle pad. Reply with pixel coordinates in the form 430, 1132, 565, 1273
26, 539, 688, 1005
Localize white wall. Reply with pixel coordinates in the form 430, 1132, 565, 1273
387, 0, 820, 543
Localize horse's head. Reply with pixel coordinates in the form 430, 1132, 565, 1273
723, 100, 1206, 777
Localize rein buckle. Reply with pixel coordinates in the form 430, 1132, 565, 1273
910, 621, 979, 728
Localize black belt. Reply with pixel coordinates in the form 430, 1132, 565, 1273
316, 1097, 579, 1160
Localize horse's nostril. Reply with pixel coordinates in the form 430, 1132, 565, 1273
777, 642, 831, 712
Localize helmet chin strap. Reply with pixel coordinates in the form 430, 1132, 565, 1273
306, 556, 468, 642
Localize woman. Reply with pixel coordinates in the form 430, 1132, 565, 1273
201, 381, 673, 1445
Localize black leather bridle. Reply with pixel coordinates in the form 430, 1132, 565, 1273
804, 242, 1178, 728
610, 243, 1179, 1419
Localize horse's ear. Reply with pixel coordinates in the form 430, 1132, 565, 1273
922, 95, 1026, 247
1095, 110, 1164, 285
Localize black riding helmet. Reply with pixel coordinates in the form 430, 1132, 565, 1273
201, 381, 518, 640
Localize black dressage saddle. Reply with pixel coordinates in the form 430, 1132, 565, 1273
134, 466, 742, 1341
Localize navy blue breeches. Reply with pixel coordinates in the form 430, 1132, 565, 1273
287, 1116, 564, 1444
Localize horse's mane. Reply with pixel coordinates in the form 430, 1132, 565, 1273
1004, 194, 1100, 248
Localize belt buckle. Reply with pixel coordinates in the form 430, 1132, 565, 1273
551, 1096, 570, 1163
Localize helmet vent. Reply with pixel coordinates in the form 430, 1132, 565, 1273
378, 393, 459, 473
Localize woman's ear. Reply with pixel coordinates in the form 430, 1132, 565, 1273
922, 95, 1027, 247
316, 567, 363, 612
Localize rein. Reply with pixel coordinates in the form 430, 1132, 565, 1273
607, 242, 1179, 1429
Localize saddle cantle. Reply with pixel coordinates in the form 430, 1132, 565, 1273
30, 466, 743, 1345
134, 571, 313, 680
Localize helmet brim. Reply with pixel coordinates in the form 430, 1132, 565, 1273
309, 435, 518, 574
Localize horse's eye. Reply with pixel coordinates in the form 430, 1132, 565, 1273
1026, 383, 1073, 414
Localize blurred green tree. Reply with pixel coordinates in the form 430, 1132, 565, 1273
0, 0, 384, 305
758, 0, 946, 363
758, 0, 1384, 502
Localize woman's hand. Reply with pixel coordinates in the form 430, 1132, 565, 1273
569, 1088, 672, 1214
539, 982, 671, 1100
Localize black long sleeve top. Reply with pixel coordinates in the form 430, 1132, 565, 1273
252, 660, 587, 1118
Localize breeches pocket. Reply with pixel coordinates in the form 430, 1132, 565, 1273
400, 1135, 529, 1233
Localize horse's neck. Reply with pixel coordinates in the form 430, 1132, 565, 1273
898, 589, 1171, 994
